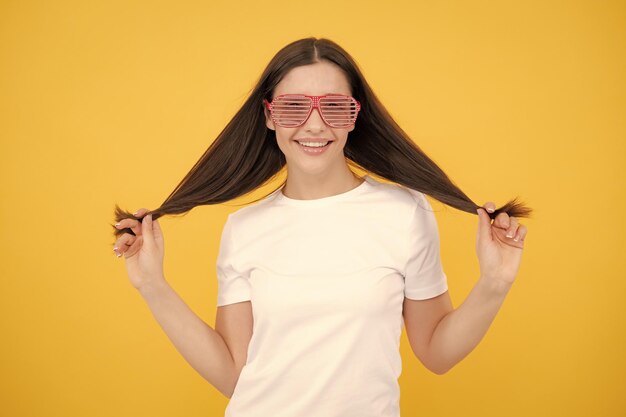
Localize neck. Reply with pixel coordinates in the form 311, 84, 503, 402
282, 167, 363, 200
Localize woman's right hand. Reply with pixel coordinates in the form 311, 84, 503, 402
113, 208, 166, 290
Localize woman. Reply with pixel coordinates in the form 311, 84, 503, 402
111, 37, 531, 417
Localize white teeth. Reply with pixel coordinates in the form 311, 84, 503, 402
297, 141, 329, 147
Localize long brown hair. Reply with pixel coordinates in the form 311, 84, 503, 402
111, 37, 532, 239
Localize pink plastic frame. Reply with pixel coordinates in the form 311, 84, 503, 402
263, 94, 362, 128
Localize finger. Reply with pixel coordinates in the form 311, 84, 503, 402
134, 208, 150, 218
115, 218, 143, 236
141, 214, 154, 250
483, 202, 496, 213
514, 225, 528, 242
495, 212, 510, 229
476, 207, 493, 242
506, 217, 519, 238
113, 233, 136, 257
113, 235, 126, 257
152, 216, 163, 242
123, 235, 143, 258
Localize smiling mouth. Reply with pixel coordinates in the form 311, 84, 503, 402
293, 140, 333, 155
295, 138, 332, 146
296, 141, 331, 148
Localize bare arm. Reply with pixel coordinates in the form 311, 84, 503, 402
404, 200, 523, 375
427, 278, 512, 374
138, 279, 238, 398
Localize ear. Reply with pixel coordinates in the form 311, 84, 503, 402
264, 107, 275, 131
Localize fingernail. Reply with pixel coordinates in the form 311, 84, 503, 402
115, 223, 121, 227
133, 211, 139, 216
487, 207, 495, 213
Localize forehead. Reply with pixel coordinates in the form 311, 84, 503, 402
273, 61, 352, 97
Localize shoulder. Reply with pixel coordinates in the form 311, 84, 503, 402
225, 188, 281, 227
366, 175, 427, 211
365, 178, 440, 240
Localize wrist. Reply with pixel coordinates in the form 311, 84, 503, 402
137, 277, 169, 297
478, 275, 514, 295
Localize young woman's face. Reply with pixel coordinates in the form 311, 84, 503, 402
265, 60, 356, 176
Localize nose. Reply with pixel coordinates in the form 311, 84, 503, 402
303, 106, 326, 130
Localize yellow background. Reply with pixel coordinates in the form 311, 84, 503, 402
1, 0, 624, 416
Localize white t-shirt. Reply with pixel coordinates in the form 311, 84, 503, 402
215, 174, 448, 417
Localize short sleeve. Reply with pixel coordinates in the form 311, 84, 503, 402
403, 190, 449, 300
215, 214, 252, 306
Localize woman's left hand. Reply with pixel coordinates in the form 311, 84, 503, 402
476, 202, 528, 285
